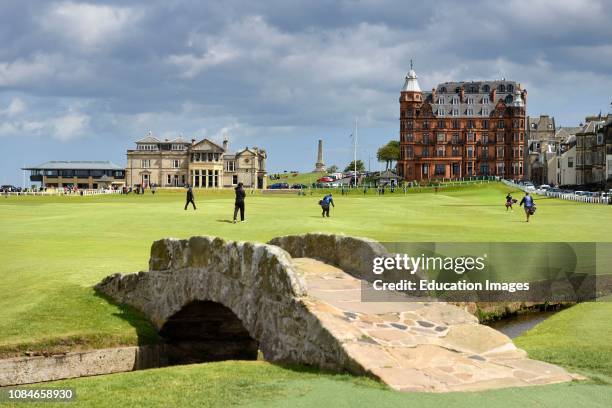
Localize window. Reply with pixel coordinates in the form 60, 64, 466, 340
505, 95, 513, 104
435, 164, 445, 175
452, 146, 460, 156
440, 86, 447, 93
406, 133, 414, 142
406, 146, 414, 158
422, 120, 429, 130
507, 84, 514, 92
452, 119, 460, 129
467, 119, 475, 129
483, 119, 489, 129
422, 147, 429, 157
498, 120, 505, 129
467, 108, 474, 116
172, 144, 186, 150
481, 108, 489, 116
422, 133, 430, 144
232, 175, 238, 185
452, 108, 459, 116
437, 120, 445, 129
173, 160, 180, 168
597, 133, 604, 144
452, 97, 459, 105
437, 97, 445, 104
452, 133, 460, 144
437, 133, 445, 142
480, 164, 489, 175
483, 84, 490, 92
499, 84, 506, 92
481, 147, 488, 159
407, 120, 414, 130
142, 159, 150, 168
568, 157, 574, 168
167, 174, 171, 184
467, 162, 474, 176
482, 96, 490, 104
513, 132, 520, 142
497, 146, 504, 158
422, 164, 429, 175
137, 144, 157, 151
467, 146, 474, 158
482, 132, 489, 144
437, 109, 445, 116
437, 146, 445, 157
467, 133, 475, 142
496, 162, 505, 175
226, 161, 236, 171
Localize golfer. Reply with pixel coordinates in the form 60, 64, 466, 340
184, 184, 196, 210
505, 193, 515, 211
320, 193, 335, 217
519, 192, 535, 222
233, 182, 246, 223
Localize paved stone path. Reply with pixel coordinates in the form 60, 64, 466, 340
292, 257, 581, 392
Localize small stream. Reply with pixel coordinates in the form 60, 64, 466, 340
486, 310, 559, 339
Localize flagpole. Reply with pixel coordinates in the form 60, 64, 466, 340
354, 117, 358, 186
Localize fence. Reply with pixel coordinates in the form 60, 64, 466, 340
501, 179, 611, 205
2, 189, 122, 197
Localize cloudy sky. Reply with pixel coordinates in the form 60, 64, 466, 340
1, 0, 611, 185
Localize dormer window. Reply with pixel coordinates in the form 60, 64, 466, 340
482, 96, 489, 104
467, 97, 474, 104
440, 86, 447, 92
467, 108, 474, 116
437, 109, 445, 116
452, 108, 459, 116
452, 97, 459, 105
499, 84, 506, 92
482, 108, 489, 116
507, 84, 514, 92
437, 97, 444, 104
483, 84, 490, 92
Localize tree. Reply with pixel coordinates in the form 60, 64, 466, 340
344, 160, 365, 173
377, 140, 400, 170
327, 164, 339, 173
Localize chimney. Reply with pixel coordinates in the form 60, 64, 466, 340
459, 86, 465, 102
191, 139, 196, 145
521, 89, 528, 105
223, 139, 228, 151
491, 88, 497, 102
431, 88, 436, 101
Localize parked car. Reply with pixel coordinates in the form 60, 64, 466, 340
539, 184, 551, 190
268, 183, 289, 189
317, 176, 334, 183
291, 184, 307, 189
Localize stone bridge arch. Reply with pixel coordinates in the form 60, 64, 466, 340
95, 236, 359, 371
96, 234, 577, 392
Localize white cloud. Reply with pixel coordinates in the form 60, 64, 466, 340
0, 54, 58, 86
51, 112, 90, 141
41, 2, 141, 49
1, 97, 26, 117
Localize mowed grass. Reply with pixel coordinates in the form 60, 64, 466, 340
1, 183, 612, 407
0, 183, 611, 355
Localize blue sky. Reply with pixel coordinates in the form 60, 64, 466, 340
1, 0, 611, 185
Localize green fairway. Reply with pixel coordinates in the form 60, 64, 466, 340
0, 183, 611, 356
1, 183, 612, 407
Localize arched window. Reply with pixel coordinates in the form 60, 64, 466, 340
505, 95, 513, 104
507, 84, 514, 92
499, 84, 506, 92
483, 84, 490, 92
440, 86, 447, 93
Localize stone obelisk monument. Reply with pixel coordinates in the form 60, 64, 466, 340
313, 139, 326, 172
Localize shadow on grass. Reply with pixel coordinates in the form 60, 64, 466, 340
93, 290, 161, 346
216, 219, 234, 223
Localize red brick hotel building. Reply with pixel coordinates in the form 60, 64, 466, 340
397, 69, 527, 182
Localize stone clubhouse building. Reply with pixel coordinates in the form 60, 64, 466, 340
125, 135, 268, 189
397, 68, 527, 182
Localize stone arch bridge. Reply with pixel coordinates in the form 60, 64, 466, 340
96, 234, 577, 392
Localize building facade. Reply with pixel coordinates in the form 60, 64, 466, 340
23, 161, 125, 189
526, 115, 556, 184
125, 136, 267, 189
397, 69, 527, 182
575, 116, 607, 187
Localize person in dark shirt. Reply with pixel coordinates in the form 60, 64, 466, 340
184, 185, 196, 210
505, 193, 514, 211
320, 193, 335, 217
233, 182, 246, 223
519, 192, 535, 222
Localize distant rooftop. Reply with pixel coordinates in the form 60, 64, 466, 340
23, 161, 124, 170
